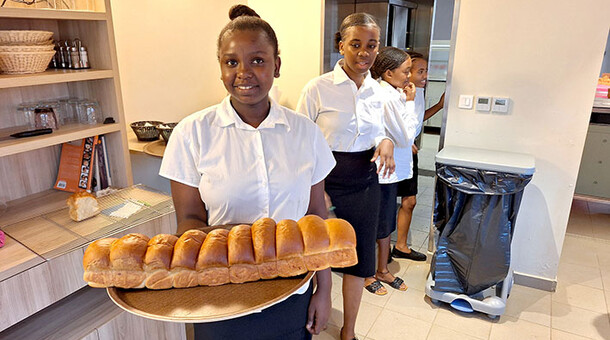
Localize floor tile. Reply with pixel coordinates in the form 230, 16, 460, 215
551, 302, 610, 340
560, 236, 600, 268
557, 262, 603, 290
503, 285, 552, 327
401, 262, 432, 291
489, 315, 550, 340
426, 324, 481, 340
329, 293, 383, 337
552, 283, 607, 314
331, 272, 343, 293
367, 309, 432, 340
409, 215, 433, 233
409, 229, 430, 249
433, 307, 494, 339
387, 256, 413, 278
384, 285, 439, 323
313, 323, 340, 340
597, 247, 610, 268
550, 328, 593, 340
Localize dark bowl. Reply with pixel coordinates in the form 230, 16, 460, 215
156, 122, 178, 144
130, 120, 163, 141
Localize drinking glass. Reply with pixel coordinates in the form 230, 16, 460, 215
78, 100, 102, 125
34, 107, 58, 130
17, 102, 38, 128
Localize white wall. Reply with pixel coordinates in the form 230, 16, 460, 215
247, 0, 324, 109
110, 1, 241, 125
444, 0, 610, 282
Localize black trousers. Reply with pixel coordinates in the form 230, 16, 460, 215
326, 149, 380, 278
193, 283, 313, 340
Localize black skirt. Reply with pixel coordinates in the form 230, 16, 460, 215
193, 282, 313, 340
378, 182, 398, 239
326, 149, 380, 278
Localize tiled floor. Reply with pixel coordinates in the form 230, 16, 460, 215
314, 168, 610, 340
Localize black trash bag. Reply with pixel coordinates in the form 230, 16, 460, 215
431, 164, 532, 296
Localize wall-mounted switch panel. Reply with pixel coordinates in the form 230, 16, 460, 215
458, 95, 474, 109
476, 96, 491, 112
492, 97, 510, 113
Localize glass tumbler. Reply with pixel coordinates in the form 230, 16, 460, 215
34, 107, 59, 130
17, 102, 38, 129
78, 100, 102, 125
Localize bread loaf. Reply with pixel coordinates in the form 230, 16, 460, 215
228, 225, 260, 283
109, 233, 149, 289
275, 219, 307, 278
196, 229, 230, 286
83, 216, 357, 289
171, 230, 207, 288
143, 234, 179, 289
67, 192, 100, 222
251, 218, 278, 279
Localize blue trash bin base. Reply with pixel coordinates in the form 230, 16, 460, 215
425, 271, 513, 319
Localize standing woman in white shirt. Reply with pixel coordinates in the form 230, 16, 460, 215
391, 52, 444, 262
160, 5, 336, 340
297, 13, 394, 340
364, 47, 418, 295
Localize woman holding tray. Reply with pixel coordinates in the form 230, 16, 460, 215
159, 5, 336, 340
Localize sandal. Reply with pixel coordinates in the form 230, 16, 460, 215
364, 279, 387, 296
375, 271, 408, 291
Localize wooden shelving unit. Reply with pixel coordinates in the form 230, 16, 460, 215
0, 0, 132, 215
0, 68, 114, 88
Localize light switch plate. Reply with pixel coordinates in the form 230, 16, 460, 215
492, 97, 510, 113
458, 95, 474, 109
476, 96, 491, 112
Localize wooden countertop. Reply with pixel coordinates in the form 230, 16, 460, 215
127, 128, 166, 157
0, 234, 44, 282
0, 185, 173, 281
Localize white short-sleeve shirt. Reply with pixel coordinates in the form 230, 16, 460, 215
296, 60, 389, 152
159, 96, 336, 226
377, 80, 419, 184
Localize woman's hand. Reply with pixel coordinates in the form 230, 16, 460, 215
412, 143, 418, 154
372, 138, 395, 178
306, 269, 331, 335
404, 82, 416, 101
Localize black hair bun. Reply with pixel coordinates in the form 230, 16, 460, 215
229, 4, 260, 20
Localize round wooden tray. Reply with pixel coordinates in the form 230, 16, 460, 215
107, 272, 313, 323
143, 140, 166, 158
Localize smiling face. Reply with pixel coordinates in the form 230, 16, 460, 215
409, 58, 428, 88
218, 29, 280, 116
339, 25, 380, 86
383, 58, 412, 89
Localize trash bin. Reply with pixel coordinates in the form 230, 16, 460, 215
425, 146, 535, 318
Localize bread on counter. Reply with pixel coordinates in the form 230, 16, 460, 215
67, 192, 101, 222
83, 215, 357, 289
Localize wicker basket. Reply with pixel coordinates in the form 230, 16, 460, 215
0, 44, 55, 53
0, 30, 54, 45
0, 50, 56, 74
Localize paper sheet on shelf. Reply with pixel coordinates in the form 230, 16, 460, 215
107, 201, 143, 219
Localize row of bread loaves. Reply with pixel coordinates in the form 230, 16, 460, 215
83, 215, 357, 289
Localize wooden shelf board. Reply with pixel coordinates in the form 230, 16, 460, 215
0, 69, 114, 89
0, 7, 106, 20
0, 189, 71, 226
3, 217, 88, 260
0, 122, 121, 157
0, 286, 122, 340
0, 235, 44, 282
